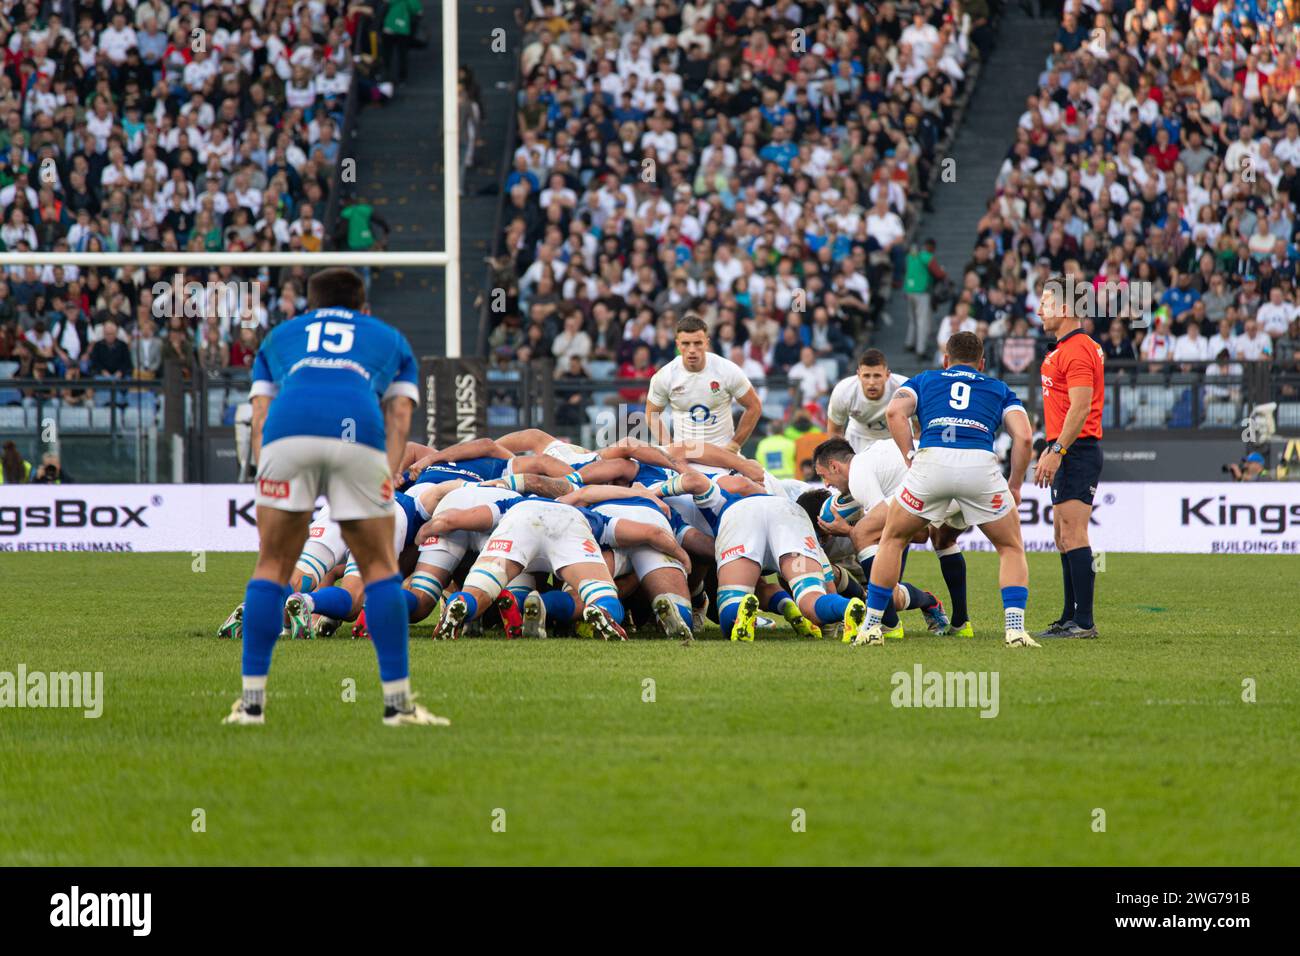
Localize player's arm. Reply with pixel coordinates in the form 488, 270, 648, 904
826, 417, 845, 440
416, 505, 495, 543
1035, 385, 1092, 488
398, 441, 435, 477
597, 437, 684, 473
644, 399, 674, 445
730, 386, 763, 451
885, 388, 918, 465
612, 519, 692, 572
666, 440, 765, 483
561, 483, 672, 514
421, 436, 513, 465
486, 473, 572, 498
382, 396, 416, 477
411, 480, 465, 516
1005, 407, 1033, 504
249, 395, 270, 463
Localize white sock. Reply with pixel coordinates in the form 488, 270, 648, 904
382, 677, 412, 709
1005, 607, 1025, 631
241, 674, 267, 707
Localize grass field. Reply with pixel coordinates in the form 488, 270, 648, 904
2, 551, 1297, 866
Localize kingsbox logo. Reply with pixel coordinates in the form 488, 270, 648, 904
0, 500, 150, 536
1181, 496, 1300, 535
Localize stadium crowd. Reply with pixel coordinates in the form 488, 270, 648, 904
0, 0, 416, 411
929, 0, 1300, 400
489, 0, 995, 421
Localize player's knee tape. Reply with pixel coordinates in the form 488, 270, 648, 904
464, 565, 507, 602
295, 551, 331, 591
408, 571, 444, 605
501, 473, 528, 492
343, 558, 359, 579
790, 572, 827, 603
821, 561, 835, 586
565, 471, 583, 487
856, 544, 879, 562
577, 579, 618, 608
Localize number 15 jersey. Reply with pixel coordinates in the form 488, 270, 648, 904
897, 365, 1024, 453
251, 308, 419, 452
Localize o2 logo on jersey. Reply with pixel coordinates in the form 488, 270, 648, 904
582, 539, 598, 555
258, 478, 289, 499
688, 404, 714, 423
485, 539, 513, 553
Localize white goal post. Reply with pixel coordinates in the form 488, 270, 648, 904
0, 3, 463, 357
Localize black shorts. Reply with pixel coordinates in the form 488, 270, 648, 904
1050, 437, 1102, 506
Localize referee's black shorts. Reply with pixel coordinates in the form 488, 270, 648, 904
1050, 436, 1103, 506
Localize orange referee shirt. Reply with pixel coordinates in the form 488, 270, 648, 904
1040, 328, 1105, 441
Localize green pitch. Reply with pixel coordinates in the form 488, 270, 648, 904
2, 552, 1297, 866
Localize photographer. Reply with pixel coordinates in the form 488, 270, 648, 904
31, 452, 72, 484
1226, 452, 1269, 482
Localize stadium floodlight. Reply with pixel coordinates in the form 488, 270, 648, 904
0, 2, 462, 356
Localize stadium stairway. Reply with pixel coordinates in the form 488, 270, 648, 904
348, 1, 519, 357
875, 6, 1058, 374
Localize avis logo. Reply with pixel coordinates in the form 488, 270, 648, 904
720, 544, 746, 560
900, 488, 924, 511
258, 478, 289, 499
309, 526, 325, 538
485, 539, 513, 553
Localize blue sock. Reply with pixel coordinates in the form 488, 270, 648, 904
839, 574, 866, 601
310, 585, 354, 620
860, 554, 898, 627
241, 578, 287, 677
866, 582, 892, 614
1001, 585, 1029, 632
938, 551, 968, 626
1065, 547, 1094, 628
813, 592, 850, 624
671, 596, 694, 630
508, 586, 531, 608
766, 590, 794, 614
446, 591, 478, 619
364, 574, 410, 683
403, 589, 421, 619
594, 595, 624, 624
541, 590, 576, 623
902, 583, 937, 610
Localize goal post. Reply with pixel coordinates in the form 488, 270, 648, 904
0, 2, 463, 356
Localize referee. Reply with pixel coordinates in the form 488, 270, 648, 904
1033, 275, 1105, 639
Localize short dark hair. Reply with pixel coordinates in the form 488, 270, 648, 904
675, 312, 708, 336
797, 488, 832, 533
858, 348, 888, 369
946, 330, 984, 366
810, 437, 855, 470
307, 268, 366, 311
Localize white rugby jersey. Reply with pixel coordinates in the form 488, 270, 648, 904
646, 352, 753, 446
827, 372, 909, 450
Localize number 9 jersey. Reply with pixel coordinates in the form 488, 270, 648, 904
250, 307, 420, 453
897, 364, 1024, 454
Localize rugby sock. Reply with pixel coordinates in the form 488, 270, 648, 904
766, 590, 795, 615
837, 569, 866, 601
858, 547, 899, 627
403, 590, 421, 618
241, 578, 287, 679
901, 583, 938, 610
864, 582, 893, 629
309, 585, 355, 621
446, 591, 479, 619
364, 574, 410, 682
508, 585, 532, 609
1059, 552, 1076, 624
594, 595, 625, 623
813, 593, 850, 623
1001, 585, 1029, 632
1066, 547, 1095, 629
936, 547, 969, 626
718, 586, 752, 640
541, 590, 577, 623
669, 594, 694, 630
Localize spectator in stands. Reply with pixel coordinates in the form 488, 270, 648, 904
31, 452, 72, 484
1102, 320, 1137, 363
229, 325, 259, 370
551, 309, 592, 371
555, 354, 589, 427
132, 317, 163, 380
788, 346, 830, 406
935, 300, 976, 363
1000, 317, 1039, 373
1257, 287, 1298, 340
88, 320, 132, 381
1233, 317, 1274, 363
1174, 318, 1210, 369
617, 343, 655, 406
